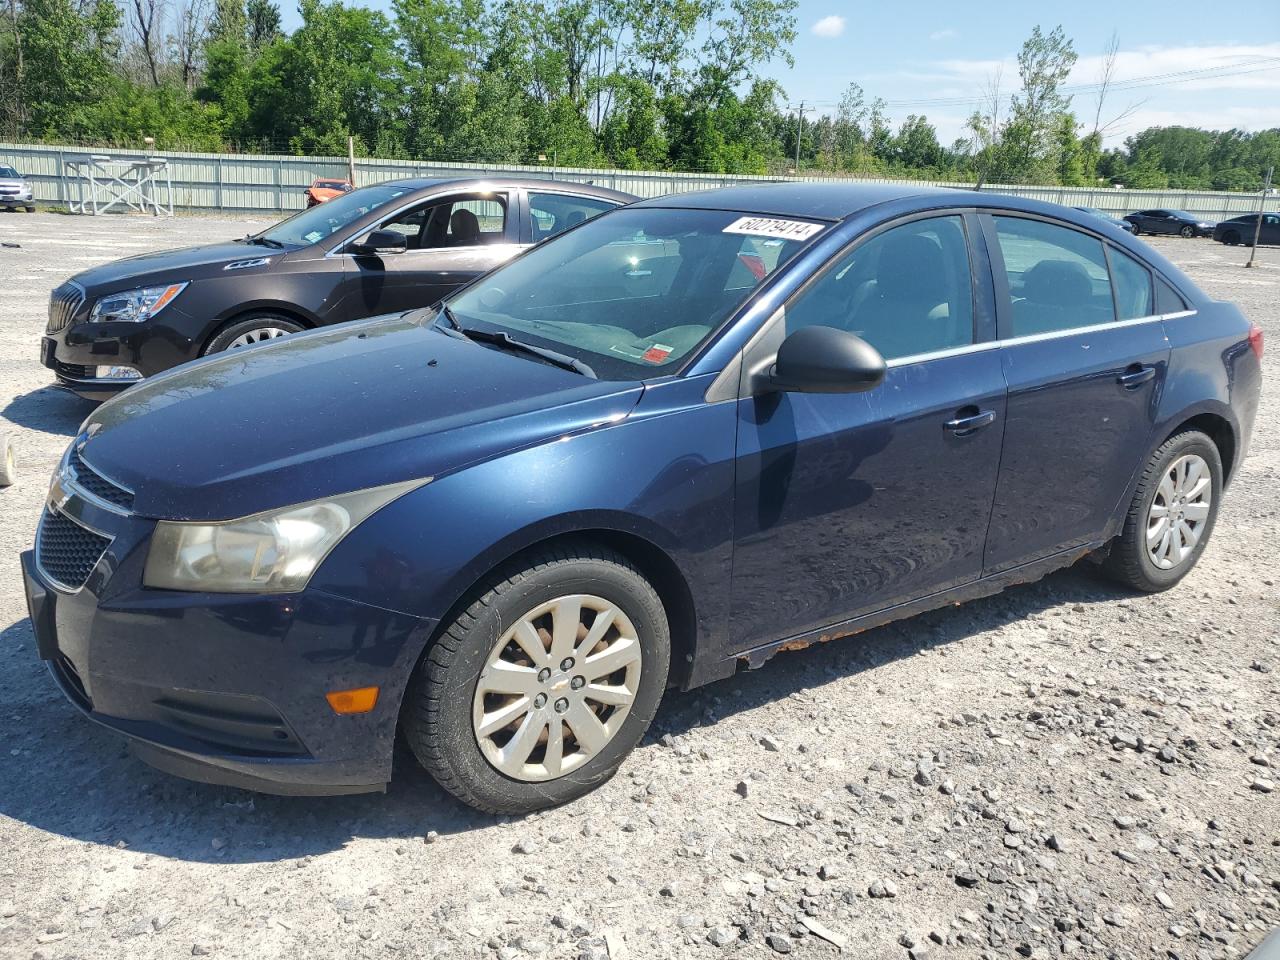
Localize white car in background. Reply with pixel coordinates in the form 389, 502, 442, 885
0, 165, 36, 212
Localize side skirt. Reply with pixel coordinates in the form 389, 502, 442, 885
717, 541, 1102, 677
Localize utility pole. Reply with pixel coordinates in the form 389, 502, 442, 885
347, 136, 356, 187
791, 102, 814, 175
1246, 165, 1273, 269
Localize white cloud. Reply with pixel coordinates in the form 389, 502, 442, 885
812, 15, 846, 38
929, 29, 956, 41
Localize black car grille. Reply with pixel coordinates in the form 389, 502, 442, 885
37, 508, 111, 590
54, 361, 93, 379
47, 282, 85, 334
68, 445, 134, 511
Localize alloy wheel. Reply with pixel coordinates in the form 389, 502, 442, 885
1146, 453, 1212, 570
472, 594, 642, 782
228, 326, 292, 348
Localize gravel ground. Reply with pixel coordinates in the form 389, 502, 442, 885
0, 211, 1276, 960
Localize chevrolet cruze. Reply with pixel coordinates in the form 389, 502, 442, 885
22, 183, 1262, 814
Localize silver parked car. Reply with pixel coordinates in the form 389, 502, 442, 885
0, 165, 36, 212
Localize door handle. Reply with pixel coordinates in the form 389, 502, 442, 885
943, 408, 996, 435
1117, 364, 1156, 389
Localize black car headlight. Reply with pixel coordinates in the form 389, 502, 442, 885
143, 479, 427, 593
90, 283, 188, 323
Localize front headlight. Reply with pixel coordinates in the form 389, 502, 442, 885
143, 479, 426, 593
90, 282, 188, 323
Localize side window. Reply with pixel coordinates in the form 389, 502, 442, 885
529, 192, 617, 241
993, 216, 1114, 336
785, 215, 974, 361
379, 205, 430, 249
432, 196, 509, 247
1155, 277, 1188, 314
1108, 247, 1153, 320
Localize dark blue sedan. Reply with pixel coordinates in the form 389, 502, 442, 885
22, 184, 1263, 813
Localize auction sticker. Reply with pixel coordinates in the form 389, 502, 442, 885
642, 343, 674, 364
723, 216, 824, 241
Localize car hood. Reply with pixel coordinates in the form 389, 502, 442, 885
69, 241, 279, 290
78, 314, 644, 521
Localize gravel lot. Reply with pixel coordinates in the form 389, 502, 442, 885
0, 211, 1276, 960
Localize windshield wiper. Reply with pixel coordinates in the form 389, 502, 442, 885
434, 305, 595, 377
245, 234, 284, 248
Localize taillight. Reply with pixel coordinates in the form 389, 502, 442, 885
1248, 322, 1264, 361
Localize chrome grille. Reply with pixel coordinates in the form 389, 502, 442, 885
68, 445, 134, 511
47, 282, 85, 334
37, 508, 111, 590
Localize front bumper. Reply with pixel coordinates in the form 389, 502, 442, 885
21, 530, 436, 795
0, 194, 33, 208
42, 293, 211, 399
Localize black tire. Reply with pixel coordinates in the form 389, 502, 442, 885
403, 543, 670, 814
1102, 429, 1222, 593
1179, 225, 1195, 239
203, 315, 304, 355
1222, 230, 1241, 246
24, 205, 35, 213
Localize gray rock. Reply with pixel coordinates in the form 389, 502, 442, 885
707, 927, 735, 948
765, 932, 793, 953
192, 943, 214, 956
868, 878, 898, 898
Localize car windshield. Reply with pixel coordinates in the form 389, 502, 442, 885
0, 166, 18, 178
444, 207, 823, 380
315, 180, 348, 190
258, 183, 416, 246
1167, 210, 1198, 220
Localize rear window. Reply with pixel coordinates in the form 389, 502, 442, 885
993, 216, 1114, 336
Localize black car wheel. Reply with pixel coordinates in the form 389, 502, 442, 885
1179, 225, 1195, 239
1222, 230, 1241, 246
403, 542, 670, 814
1102, 429, 1222, 593
204, 315, 305, 354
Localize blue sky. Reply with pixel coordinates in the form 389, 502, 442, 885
281, 0, 1280, 147
784, 0, 1280, 145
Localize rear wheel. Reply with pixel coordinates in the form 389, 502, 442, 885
1179, 225, 1195, 239
204, 315, 304, 355
403, 543, 670, 814
1102, 430, 1222, 592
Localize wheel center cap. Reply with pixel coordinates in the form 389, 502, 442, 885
549, 674, 572, 693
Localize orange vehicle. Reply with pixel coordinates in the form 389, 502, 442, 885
304, 178, 353, 207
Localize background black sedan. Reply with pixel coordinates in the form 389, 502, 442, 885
1214, 212, 1280, 246
42, 177, 635, 399
1123, 208, 1216, 238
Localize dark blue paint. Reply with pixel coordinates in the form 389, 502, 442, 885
22, 184, 1262, 794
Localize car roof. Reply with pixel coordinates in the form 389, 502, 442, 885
631, 181, 952, 221
369, 176, 637, 203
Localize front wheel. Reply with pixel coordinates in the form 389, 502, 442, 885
1222, 230, 1241, 246
1102, 430, 1222, 592
1179, 225, 1195, 238
204, 316, 304, 355
403, 543, 670, 814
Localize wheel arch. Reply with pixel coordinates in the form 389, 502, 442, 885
1163, 411, 1237, 485
406, 523, 700, 703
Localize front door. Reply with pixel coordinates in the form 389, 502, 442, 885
729, 214, 1007, 652
981, 214, 1170, 572
342, 192, 519, 319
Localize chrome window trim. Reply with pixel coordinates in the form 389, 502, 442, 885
323, 190, 516, 258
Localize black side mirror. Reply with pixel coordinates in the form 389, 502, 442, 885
756, 325, 886, 394
351, 229, 408, 255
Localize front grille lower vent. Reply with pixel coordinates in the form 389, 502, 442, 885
47, 282, 85, 334
68, 446, 134, 511
37, 509, 110, 590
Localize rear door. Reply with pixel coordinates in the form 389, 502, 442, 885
526, 190, 622, 243
981, 213, 1171, 572
729, 213, 1007, 651
340, 191, 519, 319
